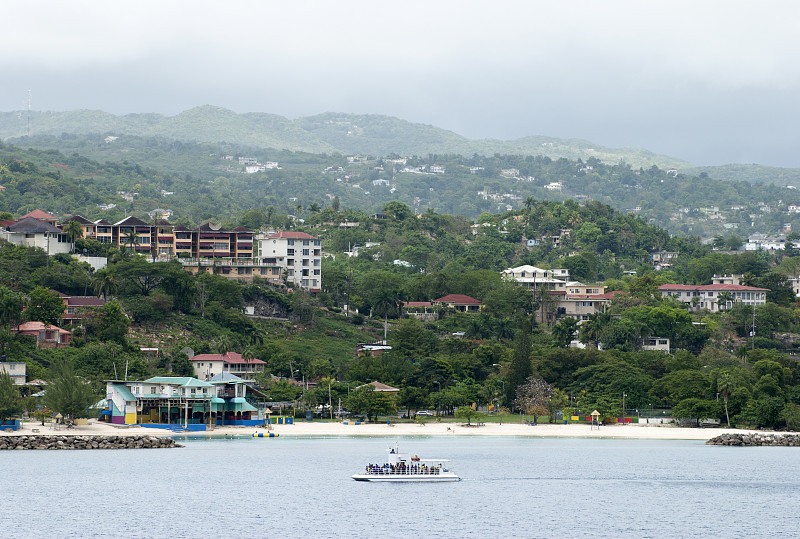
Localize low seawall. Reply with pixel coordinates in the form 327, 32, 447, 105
706, 433, 800, 446
0, 435, 182, 450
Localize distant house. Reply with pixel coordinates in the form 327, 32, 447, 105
0, 361, 26, 385
188, 352, 266, 381
658, 283, 768, 312
56, 293, 106, 325
0, 217, 71, 255
434, 294, 483, 313
12, 322, 72, 348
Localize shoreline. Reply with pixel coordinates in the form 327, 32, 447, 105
1, 419, 762, 441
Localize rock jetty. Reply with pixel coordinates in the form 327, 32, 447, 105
0, 435, 182, 450
706, 433, 800, 446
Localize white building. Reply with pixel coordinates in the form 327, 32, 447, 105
257, 231, 322, 291
659, 283, 768, 313
501, 265, 567, 291
0, 217, 71, 255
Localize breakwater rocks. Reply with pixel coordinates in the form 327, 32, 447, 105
0, 435, 182, 450
706, 433, 800, 446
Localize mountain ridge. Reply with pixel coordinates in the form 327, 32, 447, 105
0, 105, 692, 170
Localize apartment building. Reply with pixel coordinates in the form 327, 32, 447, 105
256, 231, 322, 291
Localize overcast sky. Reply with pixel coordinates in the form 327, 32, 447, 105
3, 1, 800, 167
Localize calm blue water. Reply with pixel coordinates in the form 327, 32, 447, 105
2, 435, 800, 538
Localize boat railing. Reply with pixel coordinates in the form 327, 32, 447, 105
364, 465, 442, 475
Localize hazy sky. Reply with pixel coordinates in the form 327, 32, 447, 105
3, 1, 800, 167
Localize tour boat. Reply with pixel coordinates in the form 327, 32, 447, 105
352, 444, 461, 482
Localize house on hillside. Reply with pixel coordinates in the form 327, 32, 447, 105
658, 283, 768, 312
188, 352, 266, 381
0, 217, 71, 255
434, 294, 483, 313
11, 322, 72, 348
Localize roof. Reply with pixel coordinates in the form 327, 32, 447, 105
189, 352, 266, 365
435, 294, 482, 305
209, 372, 245, 383
93, 219, 112, 225
268, 231, 318, 240
12, 321, 70, 334
143, 376, 215, 387
154, 219, 173, 226
21, 209, 56, 221
7, 216, 62, 234
64, 215, 94, 225
403, 301, 435, 308
61, 295, 105, 307
357, 381, 399, 392
659, 284, 769, 292
112, 383, 136, 402
114, 216, 150, 227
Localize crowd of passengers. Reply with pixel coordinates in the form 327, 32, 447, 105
365, 462, 442, 475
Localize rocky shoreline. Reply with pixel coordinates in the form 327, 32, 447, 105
0, 435, 182, 450
706, 432, 800, 446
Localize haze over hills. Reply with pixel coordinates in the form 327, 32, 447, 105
0, 105, 693, 170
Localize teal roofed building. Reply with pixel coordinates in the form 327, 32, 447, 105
105, 375, 265, 430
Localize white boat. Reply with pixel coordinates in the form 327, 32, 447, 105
352, 444, 461, 482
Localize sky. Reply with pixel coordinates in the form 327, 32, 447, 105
3, 0, 800, 167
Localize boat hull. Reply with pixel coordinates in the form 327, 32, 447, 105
352, 473, 461, 482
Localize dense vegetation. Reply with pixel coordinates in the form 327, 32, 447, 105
2, 189, 800, 429
3, 136, 800, 239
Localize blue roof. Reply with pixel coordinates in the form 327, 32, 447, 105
112, 383, 136, 402
144, 376, 214, 388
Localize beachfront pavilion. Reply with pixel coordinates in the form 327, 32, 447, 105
106, 375, 265, 428
107, 377, 215, 427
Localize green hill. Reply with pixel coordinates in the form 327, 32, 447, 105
1, 106, 691, 170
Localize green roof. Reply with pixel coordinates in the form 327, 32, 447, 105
112, 383, 136, 402
144, 376, 214, 388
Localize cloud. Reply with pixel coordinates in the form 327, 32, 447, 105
2, 0, 800, 166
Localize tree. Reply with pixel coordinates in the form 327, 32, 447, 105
717, 371, 735, 427
552, 317, 579, 348
514, 376, 554, 423
43, 358, 96, 422
506, 317, 533, 406
26, 286, 64, 326
346, 385, 396, 422
62, 220, 84, 253
455, 405, 485, 426
0, 371, 21, 423
780, 403, 800, 431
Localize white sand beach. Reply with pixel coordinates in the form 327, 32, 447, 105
1, 419, 756, 441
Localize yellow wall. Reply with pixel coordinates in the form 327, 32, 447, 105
125, 413, 137, 425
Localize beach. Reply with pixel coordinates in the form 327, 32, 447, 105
1, 419, 758, 441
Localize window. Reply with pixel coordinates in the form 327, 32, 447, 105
287, 239, 294, 246
151, 387, 157, 394
287, 249, 294, 256
302, 249, 309, 255
302, 259, 309, 266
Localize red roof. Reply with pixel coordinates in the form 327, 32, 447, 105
189, 352, 266, 365
434, 294, 482, 305
268, 231, 318, 240
12, 322, 71, 334
659, 284, 769, 291
21, 209, 56, 221
402, 301, 434, 308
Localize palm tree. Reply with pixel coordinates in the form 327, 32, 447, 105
716, 291, 735, 312
62, 220, 83, 253
93, 272, 117, 301
124, 229, 138, 256
308, 202, 321, 214
717, 372, 734, 427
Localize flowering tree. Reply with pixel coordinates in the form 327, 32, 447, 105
514, 376, 554, 424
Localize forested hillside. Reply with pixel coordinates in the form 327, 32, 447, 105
2, 137, 799, 238
0, 106, 690, 169
2, 192, 800, 430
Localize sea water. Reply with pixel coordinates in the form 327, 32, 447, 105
2, 435, 799, 538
